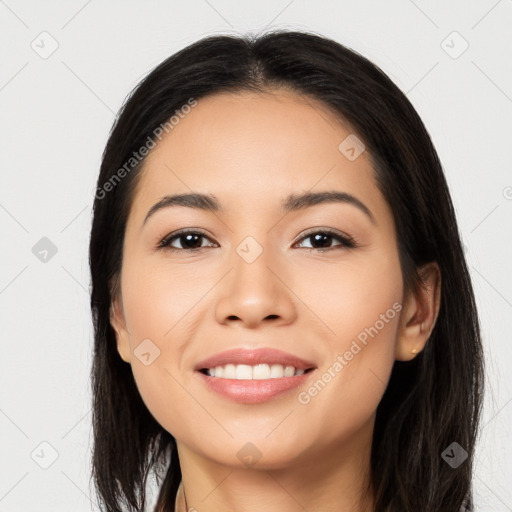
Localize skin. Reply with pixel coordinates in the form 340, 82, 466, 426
111, 88, 441, 512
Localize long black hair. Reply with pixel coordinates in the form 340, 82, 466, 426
89, 30, 484, 512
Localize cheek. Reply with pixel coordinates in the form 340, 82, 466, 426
118, 259, 194, 433
121, 256, 202, 345
292, 251, 403, 441
295, 245, 403, 353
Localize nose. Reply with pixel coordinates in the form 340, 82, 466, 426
214, 244, 297, 329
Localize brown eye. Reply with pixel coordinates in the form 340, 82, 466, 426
294, 229, 356, 251
158, 230, 216, 252
157, 228, 357, 253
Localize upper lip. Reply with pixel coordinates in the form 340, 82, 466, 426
194, 347, 317, 371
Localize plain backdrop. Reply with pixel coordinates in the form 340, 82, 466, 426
1, 1, 511, 510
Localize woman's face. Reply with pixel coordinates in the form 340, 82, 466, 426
112, 89, 407, 469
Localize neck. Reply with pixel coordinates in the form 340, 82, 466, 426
174, 418, 375, 512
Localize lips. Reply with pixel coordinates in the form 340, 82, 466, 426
194, 347, 317, 373
193, 348, 318, 403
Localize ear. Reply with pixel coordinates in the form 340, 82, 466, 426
110, 293, 132, 363
396, 262, 441, 361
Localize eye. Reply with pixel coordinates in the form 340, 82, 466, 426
294, 229, 357, 252
157, 228, 357, 253
157, 229, 217, 252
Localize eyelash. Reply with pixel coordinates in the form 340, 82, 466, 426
156, 228, 358, 253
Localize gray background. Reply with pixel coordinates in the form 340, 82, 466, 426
1, 0, 511, 510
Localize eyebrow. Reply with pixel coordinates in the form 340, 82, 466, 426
142, 190, 376, 226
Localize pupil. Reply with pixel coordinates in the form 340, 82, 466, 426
313, 234, 331, 248
182, 234, 201, 249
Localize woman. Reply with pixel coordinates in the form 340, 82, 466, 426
89, 30, 483, 512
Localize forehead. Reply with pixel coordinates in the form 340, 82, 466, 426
129, 89, 383, 219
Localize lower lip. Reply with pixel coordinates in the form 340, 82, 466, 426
196, 370, 316, 404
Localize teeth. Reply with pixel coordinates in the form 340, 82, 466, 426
224, 364, 236, 379
253, 364, 271, 380
206, 364, 307, 379
235, 364, 252, 380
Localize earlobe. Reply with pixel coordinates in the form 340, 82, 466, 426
110, 295, 131, 363
396, 262, 441, 361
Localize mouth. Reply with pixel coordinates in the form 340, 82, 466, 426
193, 347, 318, 403
194, 347, 317, 373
